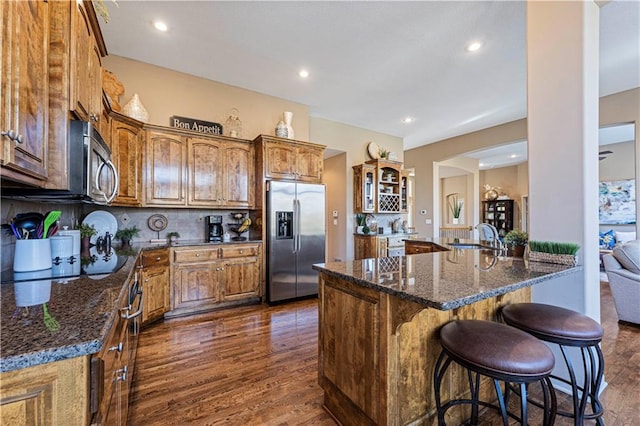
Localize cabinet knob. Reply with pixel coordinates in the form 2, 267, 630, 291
239, 250, 243, 254
195, 253, 200, 257
1, 130, 17, 141
145, 278, 150, 282
108, 342, 123, 353
90, 113, 99, 122
156, 257, 161, 261
115, 365, 128, 382
15, 134, 24, 144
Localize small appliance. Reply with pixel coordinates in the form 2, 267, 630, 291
207, 215, 223, 242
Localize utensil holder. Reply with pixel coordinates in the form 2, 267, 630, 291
14, 239, 52, 272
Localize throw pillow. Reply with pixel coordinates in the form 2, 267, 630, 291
615, 231, 637, 244
599, 229, 616, 250
613, 240, 640, 275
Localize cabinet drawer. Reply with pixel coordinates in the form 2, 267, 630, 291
173, 248, 219, 263
220, 244, 260, 259
387, 236, 405, 247
141, 249, 169, 267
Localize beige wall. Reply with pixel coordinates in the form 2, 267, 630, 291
405, 88, 639, 238
104, 56, 310, 141
599, 141, 634, 181
324, 153, 347, 262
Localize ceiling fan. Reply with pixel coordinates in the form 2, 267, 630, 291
599, 150, 613, 161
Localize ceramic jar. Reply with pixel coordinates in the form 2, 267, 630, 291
276, 120, 288, 138
283, 111, 294, 139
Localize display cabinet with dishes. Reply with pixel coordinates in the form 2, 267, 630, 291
353, 159, 407, 214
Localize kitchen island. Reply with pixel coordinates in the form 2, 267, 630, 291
312, 244, 580, 425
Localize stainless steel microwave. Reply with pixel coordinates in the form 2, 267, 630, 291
2, 121, 118, 204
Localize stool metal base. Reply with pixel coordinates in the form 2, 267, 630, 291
434, 349, 557, 426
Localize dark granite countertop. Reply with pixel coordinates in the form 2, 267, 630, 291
0, 240, 263, 373
313, 239, 580, 311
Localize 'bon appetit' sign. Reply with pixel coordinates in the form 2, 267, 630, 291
170, 115, 223, 135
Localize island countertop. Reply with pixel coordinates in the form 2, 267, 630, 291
312, 239, 580, 310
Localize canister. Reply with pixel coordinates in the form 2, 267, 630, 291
57, 227, 80, 255
50, 235, 73, 260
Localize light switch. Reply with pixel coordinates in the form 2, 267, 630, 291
426, 219, 432, 224
333, 219, 338, 225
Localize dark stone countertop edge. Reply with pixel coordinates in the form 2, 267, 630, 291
312, 263, 582, 311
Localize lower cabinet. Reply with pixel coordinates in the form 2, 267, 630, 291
140, 248, 170, 326
354, 234, 387, 260
404, 240, 447, 254
170, 243, 262, 317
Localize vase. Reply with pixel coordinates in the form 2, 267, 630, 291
283, 111, 294, 139
512, 245, 525, 257
122, 93, 149, 122
275, 120, 288, 138
452, 218, 459, 225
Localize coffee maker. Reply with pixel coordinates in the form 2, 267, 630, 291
206, 215, 223, 242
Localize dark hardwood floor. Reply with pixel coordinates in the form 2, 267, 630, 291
129, 283, 639, 425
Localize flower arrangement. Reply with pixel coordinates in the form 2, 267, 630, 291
504, 230, 528, 247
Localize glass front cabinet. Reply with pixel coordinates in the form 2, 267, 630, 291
353, 159, 406, 213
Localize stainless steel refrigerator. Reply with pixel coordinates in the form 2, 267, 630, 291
266, 180, 325, 303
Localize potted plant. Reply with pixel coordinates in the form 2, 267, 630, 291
378, 147, 390, 159
528, 240, 580, 266
115, 225, 140, 247
77, 223, 97, 252
449, 196, 463, 224
166, 231, 180, 245
504, 229, 528, 257
356, 214, 366, 234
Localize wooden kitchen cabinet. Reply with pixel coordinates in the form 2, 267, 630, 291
111, 112, 143, 206
170, 243, 262, 317
353, 163, 376, 213
353, 159, 405, 213
354, 234, 388, 260
140, 248, 170, 326
144, 128, 187, 206
0, 356, 89, 426
255, 135, 325, 183
145, 126, 255, 208
0, 0, 49, 184
220, 243, 261, 301
404, 240, 448, 255
69, 0, 105, 125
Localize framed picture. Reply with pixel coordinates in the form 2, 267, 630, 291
599, 179, 636, 224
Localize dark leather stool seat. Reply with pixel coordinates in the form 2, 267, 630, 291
434, 320, 557, 425
501, 303, 605, 425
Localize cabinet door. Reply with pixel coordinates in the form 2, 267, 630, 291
0, 0, 49, 180
223, 141, 254, 207
145, 131, 186, 206
221, 257, 260, 301
173, 262, 221, 310
69, 0, 92, 120
141, 265, 170, 325
353, 164, 376, 213
295, 146, 323, 182
264, 142, 296, 180
187, 137, 223, 206
112, 119, 142, 206
88, 41, 103, 124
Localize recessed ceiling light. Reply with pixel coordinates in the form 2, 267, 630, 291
299, 69, 309, 78
153, 21, 168, 32
403, 117, 415, 124
466, 41, 482, 52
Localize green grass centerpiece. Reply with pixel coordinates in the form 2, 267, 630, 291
528, 240, 580, 266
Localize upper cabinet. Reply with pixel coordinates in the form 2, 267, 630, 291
255, 135, 325, 183
69, 0, 105, 125
144, 125, 255, 209
110, 112, 144, 207
353, 159, 406, 213
0, 0, 50, 184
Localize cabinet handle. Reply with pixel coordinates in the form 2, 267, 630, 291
115, 365, 128, 382
108, 342, 123, 353
1, 130, 16, 141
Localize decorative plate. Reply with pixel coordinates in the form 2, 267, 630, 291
367, 142, 380, 160
82, 210, 117, 245
148, 214, 169, 232
365, 214, 378, 232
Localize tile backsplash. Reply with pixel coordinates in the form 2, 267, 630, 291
1, 198, 254, 271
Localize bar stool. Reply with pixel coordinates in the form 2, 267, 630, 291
501, 303, 605, 425
434, 320, 557, 425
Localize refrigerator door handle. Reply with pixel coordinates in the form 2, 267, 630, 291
296, 199, 302, 252
292, 199, 298, 253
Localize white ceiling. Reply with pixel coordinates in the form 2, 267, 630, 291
99, 1, 639, 153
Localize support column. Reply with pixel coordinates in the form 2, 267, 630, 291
527, 0, 600, 321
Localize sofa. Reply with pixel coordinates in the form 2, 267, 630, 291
603, 240, 640, 325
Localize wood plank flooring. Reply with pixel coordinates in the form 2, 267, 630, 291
129, 283, 639, 425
